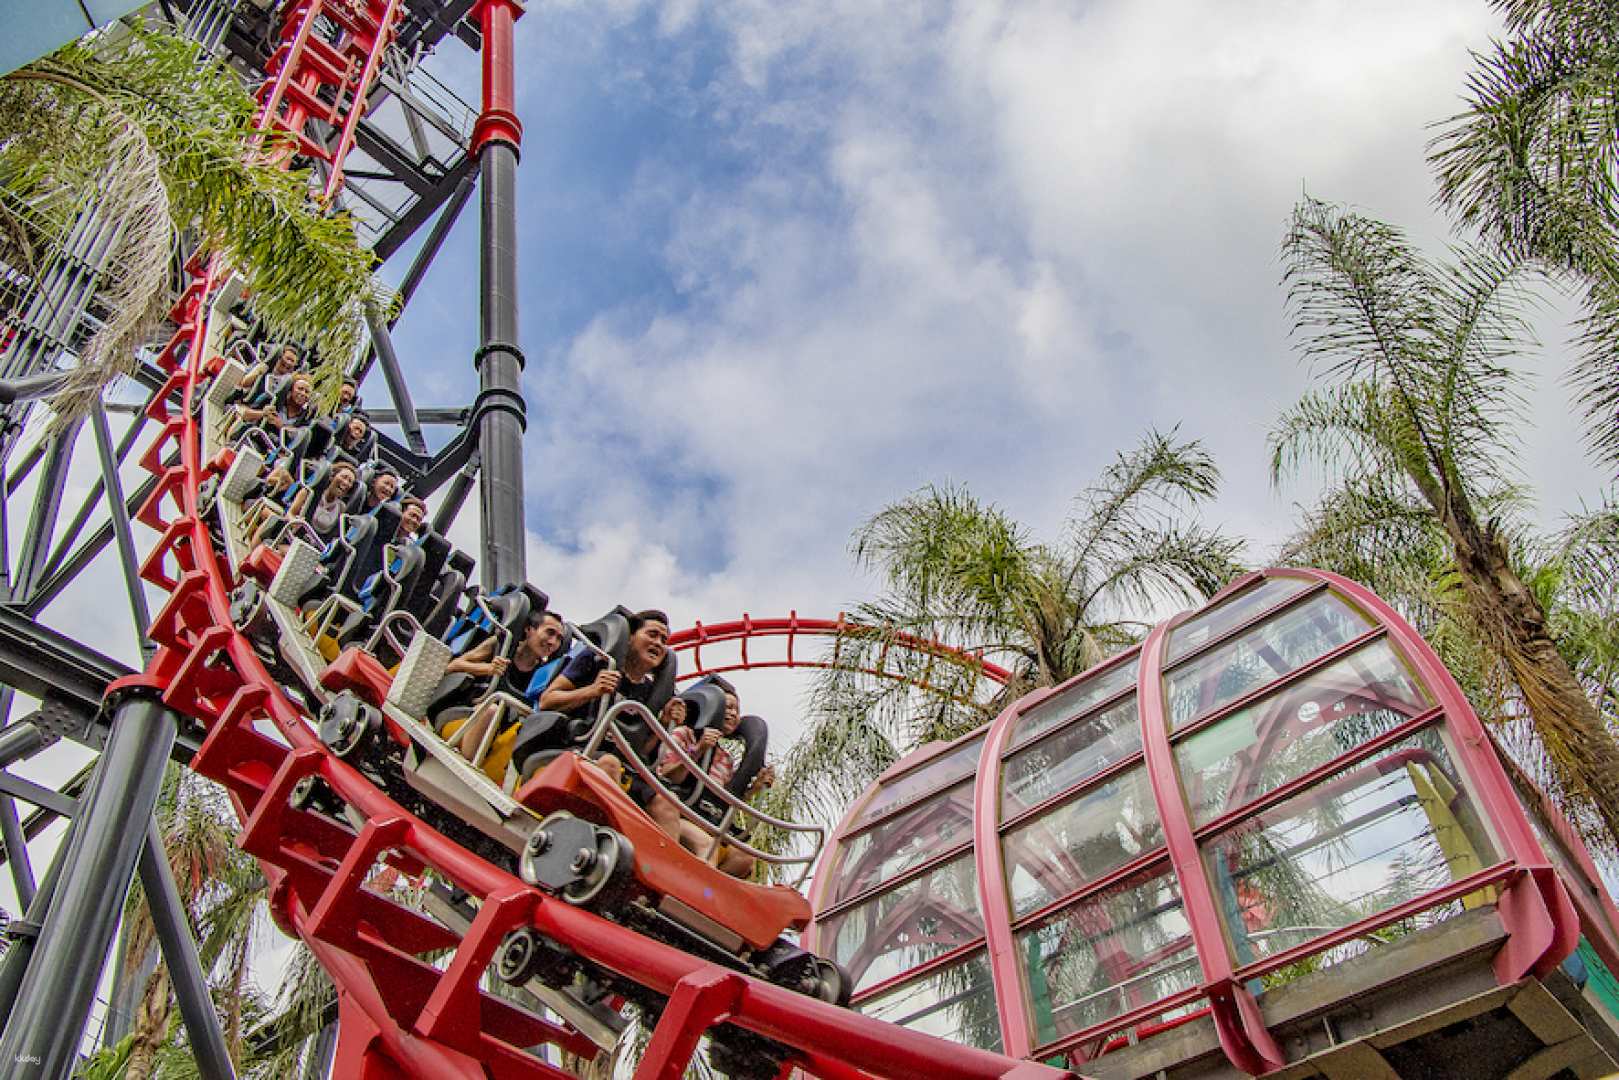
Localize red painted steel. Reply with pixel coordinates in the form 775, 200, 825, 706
471, 0, 524, 155
974, 696, 1034, 1057
135, 264, 1083, 1078
815, 565, 1595, 1074
1136, 617, 1287, 1076
107, 2, 1085, 1075
668, 613, 1014, 686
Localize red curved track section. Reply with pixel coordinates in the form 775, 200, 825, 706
670, 614, 1012, 687
107, 5, 1075, 1077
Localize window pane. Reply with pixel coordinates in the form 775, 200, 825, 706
850, 733, 985, 831
1203, 728, 1500, 970
817, 853, 982, 994
1166, 576, 1315, 664
830, 780, 976, 906
1177, 638, 1432, 826
855, 951, 1003, 1052
1003, 764, 1164, 918
1002, 694, 1141, 819
1018, 864, 1197, 1045
1165, 592, 1371, 731
1011, 654, 1139, 751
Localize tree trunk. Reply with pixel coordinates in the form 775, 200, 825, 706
124, 963, 173, 1080
1447, 511, 1619, 847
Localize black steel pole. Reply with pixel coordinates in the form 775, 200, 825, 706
392, 171, 477, 324
470, 0, 527, 591
0, 795, 35, 910
16, 419, 83, 600
0, 696, 176, 1078
137, 820, 236, 1080
431, 453, 479, 536
363, 304, 429, 455
0, 817, 73, 1028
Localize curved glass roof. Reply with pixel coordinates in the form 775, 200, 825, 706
804, 569, 1619, 1071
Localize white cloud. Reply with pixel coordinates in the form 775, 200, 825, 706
437, 1, 1610, 756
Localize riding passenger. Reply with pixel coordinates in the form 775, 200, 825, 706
336, 379, 360, 417
443, 609, 567, 782
247, 377, 317, 497
363, 470, 400, 511
538, 608, 686, 785
331, 413, 373, 461
288, 460, 358, 543
394, 495, 427, 543
261, 345, 305, 402
652, 684, 775, 877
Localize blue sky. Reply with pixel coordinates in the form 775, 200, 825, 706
5, 0, 1617, 981
366, 1, 1607, 726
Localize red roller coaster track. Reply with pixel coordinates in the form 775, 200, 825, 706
102, 3, 1072, 1077
671, 614, 1012, 687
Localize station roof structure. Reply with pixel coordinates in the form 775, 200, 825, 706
806, 568, 1619, 1076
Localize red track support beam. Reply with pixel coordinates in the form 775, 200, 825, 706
634, 970, 744, 1080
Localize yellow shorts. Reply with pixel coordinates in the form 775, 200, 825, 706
442, 715, 519, 784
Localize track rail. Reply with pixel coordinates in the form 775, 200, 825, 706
670, 614, 1013, 688
105, 6, 1079, 1075
126, 262, 1081, 1080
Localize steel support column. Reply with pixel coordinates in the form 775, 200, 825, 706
137, 820, 236, 1080
363, 304, 429, 454
393, 170, 478, 322
431, 453, 478, 535
37, 405, 148, 586
470, 0, 527, 590
0, 696, 177, 1078
0, 795, 35, 909
15, 419, 83, 600
0, 819, 72, 1027
89, 403, 151, 656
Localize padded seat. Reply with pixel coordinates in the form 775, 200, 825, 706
320, 646, 394, 709
238, 544, 284, 587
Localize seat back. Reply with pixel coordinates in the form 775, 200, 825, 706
423, 550, 474, 638
335, 504, 400, 601
400, 530, 452, 622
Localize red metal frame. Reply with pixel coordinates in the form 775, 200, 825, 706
815, 566, 1593, 1074
668, 613, 1013, 687
115, 6, 1081, 1076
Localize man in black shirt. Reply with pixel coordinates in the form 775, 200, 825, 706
538, 609, 686, 821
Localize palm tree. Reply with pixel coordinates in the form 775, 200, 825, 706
1271, 195, 1619, 848
773, 430, 1245, 825
1428, 0, 1619, 465
0, 23, 381, 417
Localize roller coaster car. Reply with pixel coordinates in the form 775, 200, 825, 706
511, 753, 848, 1006
515, 753, 808, 948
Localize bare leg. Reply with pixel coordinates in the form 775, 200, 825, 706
592, 753, 623, 784
647, 795, 682, 840
452, 702, 498, 765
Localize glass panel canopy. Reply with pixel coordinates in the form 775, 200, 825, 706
829, 779, 977, 906
855, 950, 1003, 1052
1009, 654, 1139, 751
819, 852, 982, 994
1164, 591, 1371, 730
849, 732, 986, 832
1176, 637, 1431, 826
1165, 575, 1315, 665
1001, 693, 1141, 819
1202, 728, 1500, 969
1003, 763, 1163, 918
1018, 863, 1197, 1045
